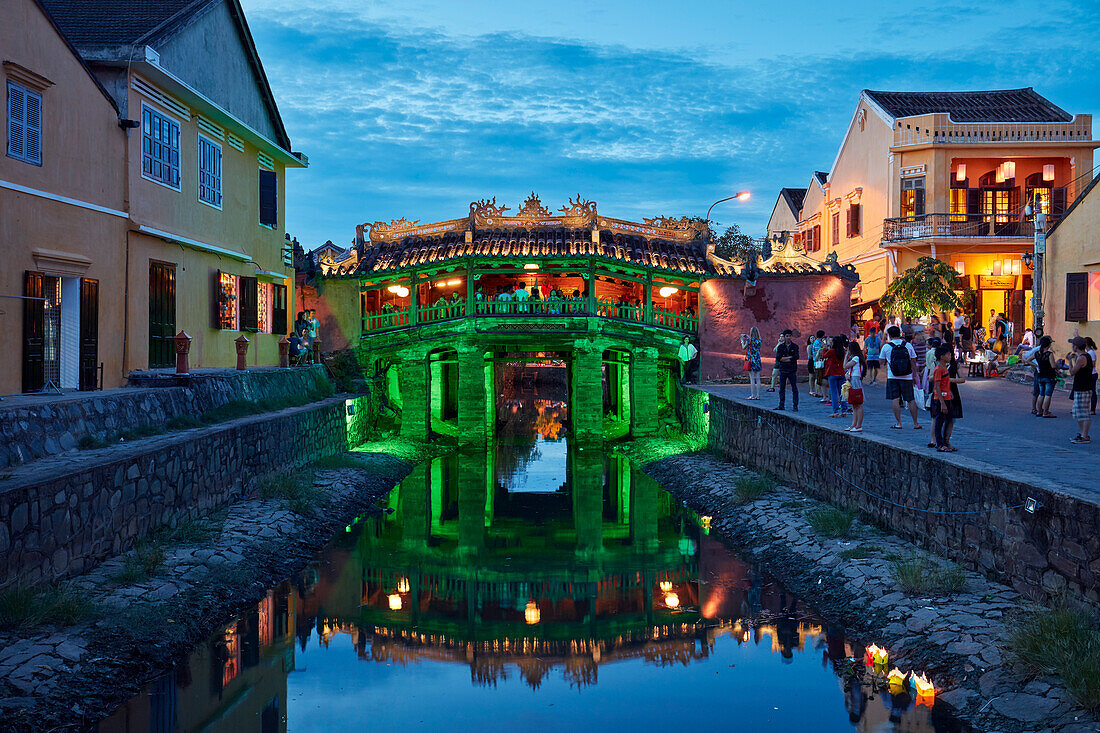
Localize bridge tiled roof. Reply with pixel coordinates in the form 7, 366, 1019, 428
350, 228, 714, 277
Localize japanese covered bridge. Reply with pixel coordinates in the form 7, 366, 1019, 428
322, 194, 858, 445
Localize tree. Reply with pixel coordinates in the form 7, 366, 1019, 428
711, 222, 760, 263
880, 256, 969, 318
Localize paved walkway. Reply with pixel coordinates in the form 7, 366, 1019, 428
703, 376, 1098, 499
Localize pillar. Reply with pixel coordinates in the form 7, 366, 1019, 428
457, 343, 488, 446
570, 342, 604, 443
399, 351, 431, 441
630, 346, 659, 437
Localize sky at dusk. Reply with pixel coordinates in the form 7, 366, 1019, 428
240, 0, 1100, 250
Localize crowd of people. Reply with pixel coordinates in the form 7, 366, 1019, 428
740, 310, 1097, 448
288, 309, 320, 362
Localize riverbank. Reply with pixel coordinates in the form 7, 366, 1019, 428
639, 447, 1099, 733
0, 444, 430, 732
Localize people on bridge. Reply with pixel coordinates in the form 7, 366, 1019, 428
880, 326, 921, 430
678, 336, 699, 384
740, 326, 763, 399
773, 329, 799, 412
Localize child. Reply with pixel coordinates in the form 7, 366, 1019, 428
932, 344, 956, 451
845, 340, 866, 432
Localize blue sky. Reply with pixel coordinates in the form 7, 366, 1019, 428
241, 0, 1100, 249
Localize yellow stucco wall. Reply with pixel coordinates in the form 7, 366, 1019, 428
1045, 179, 1100, 347
0, 0, 129, 394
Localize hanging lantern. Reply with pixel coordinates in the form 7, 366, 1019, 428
664, 592, 680, 609
525, 600, 541, 625
995, 165, 1006, 184
1043, 164, 1055, 182
388, 593, 402, 611
659, 580, 673, 592
887, 667, 907, 693
397, 577, 410, 594
658, 286, 677, 297
1002, 161, 1015, 179
955, 163, 966, 182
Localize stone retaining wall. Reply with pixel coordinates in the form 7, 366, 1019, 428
701, 390, 1100, 607
1, 367, 330, 468
0, 395, 363, 583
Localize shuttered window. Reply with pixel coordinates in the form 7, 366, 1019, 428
901, 177, 925, 217
272, 284, 288, 334
831, 212, 840, 247
240, 276, 259, 332
1065, 273, 1088, 322
258, 169, 277, 227
7, 81, 42, 165
142, 104, 181, 189
198, 135, 222, 208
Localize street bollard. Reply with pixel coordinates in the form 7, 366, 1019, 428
173, 331, 192, 375
235, 334, 250, 371
278, 336, 290, 368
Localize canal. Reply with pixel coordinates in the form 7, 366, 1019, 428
98, 376, 969, 733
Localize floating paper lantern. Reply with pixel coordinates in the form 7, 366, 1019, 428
700, 515, 713, 531
911, 672, 935, 699
865, 644, 888, 668
388, 593, 402, 611
887, 667, 907, 693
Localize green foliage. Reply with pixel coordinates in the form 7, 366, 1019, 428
734, 473, 776, 502
806, 506, 856, 538
880, 256, 969, 319
1009, 602, 1100, 710
711, 222, 760, 262
891, 555, 965, 596
838, 545, 880, 560
0, 582, 98, 629
257, 470, 322, 515
112, 539, 166, 583
166, 415, 203, 430
118, 424, 165, 442
77, 434, 108, 450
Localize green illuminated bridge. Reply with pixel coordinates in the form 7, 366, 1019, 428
328, 195, 717, 445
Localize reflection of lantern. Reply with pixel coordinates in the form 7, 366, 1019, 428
887, 667, 906, 693
397, 577, 410, 594
700, 515, 712, 531
388, 593, 402, 611
659, 581, 673, 592
525, 600, 541, 625
664, 592, 680, 608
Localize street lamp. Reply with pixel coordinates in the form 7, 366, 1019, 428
1023, 196, 1047, 333
705, 191, 751, 230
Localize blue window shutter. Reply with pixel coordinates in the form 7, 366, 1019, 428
7, 82, 25, 160
24, 89, 41, 164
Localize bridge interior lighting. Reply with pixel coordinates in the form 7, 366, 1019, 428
525, 600, 541, 625
658, 286, 677, 297
397, 576, 410, 594
663, 592, 680, 609
659, 580, 673, 592
523, 263, 540, 270
388, 593, 403, 611
386, 285, 409, 297
447, 278, 462, 286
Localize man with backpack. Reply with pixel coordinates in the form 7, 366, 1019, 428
880, 325, 922, 430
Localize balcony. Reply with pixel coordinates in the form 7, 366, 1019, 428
882, 214, 1038, 243
892, 113, 1093, 148
363, 297, 698, 335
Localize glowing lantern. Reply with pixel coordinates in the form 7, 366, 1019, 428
735, 191, 751, 201
523, 263, 540, 270
659, 580, 673, 592
664, 592, 680, 609
447, 279, 462, 286
658, 286, 677, 297
995, 165, 1006, 184
388, 593, 402, 611
1002, 161, 1015, 179
865, 644, 888, 668
911, 672, 935, 699
397, 577, 410, 594
955, 163, 966, 182
525, 600, 541, 625
887, 667, 906, 693
1043, 164, 1055, 182
386, 285, 409, 298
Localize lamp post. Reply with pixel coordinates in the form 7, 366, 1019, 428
705, 191, 752, 238
698, 191, 751, 386
1024, 196, 1046, 334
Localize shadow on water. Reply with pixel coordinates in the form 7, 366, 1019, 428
98, 377, 971, 733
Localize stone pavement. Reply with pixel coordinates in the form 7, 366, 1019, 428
646, 451, 1100, 733
704, 376, 1098, 498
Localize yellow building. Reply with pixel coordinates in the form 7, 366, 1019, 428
3, 0, 307, 395
1045, 173, 1100, 347
785, 88, 1096, 332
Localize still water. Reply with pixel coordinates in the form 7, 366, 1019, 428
100, 379, 968, 733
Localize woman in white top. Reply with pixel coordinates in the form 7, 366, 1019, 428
844, 340, 866, 432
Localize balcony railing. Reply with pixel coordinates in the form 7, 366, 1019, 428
882, 214, 1037, 242
362, 297, 698, 335
892, 113, 1093, 147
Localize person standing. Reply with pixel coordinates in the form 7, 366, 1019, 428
864, 327, 881, 386
845, 340, 866, 432
1020, 332, 1044, 415
880, 326, 922, 430
741, 327, 764, 400
774, 329, 800, 412
809, 331, 826, 398
307, 309, 320, 341
824, 336, 848, 418
931, 344, 956, 451
1069, 337, 1093, 444
767, 333, 783, 392
678, 336, 699, 384
1085, 336, 1098, 415
1034, 335, 1058, 418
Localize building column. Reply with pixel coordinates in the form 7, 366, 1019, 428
570, 341, 604, 443
456, 342, 488, 446
399, 349, 431, 441
630, 346, 659, 437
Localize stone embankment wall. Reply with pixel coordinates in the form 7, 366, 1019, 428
0, 393, 375, 584
1, 367, 330, 467
701, 390, 1099, 607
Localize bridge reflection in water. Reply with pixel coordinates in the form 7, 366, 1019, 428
100, 392, 970, 733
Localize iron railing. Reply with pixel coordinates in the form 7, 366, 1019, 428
882, 213, 1037, 242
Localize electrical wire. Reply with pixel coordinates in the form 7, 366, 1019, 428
719, 409, 1027, 516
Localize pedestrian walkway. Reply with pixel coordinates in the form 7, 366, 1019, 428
703, 376, 1098, 498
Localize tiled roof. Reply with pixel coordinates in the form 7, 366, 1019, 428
813, 171, 828, 186
38, 0, 211, 47
863, 88, 1072, 123
350, 228, 713, 277
780, 188, 807, 217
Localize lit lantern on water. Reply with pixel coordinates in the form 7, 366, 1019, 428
700, 515, 712, 532
397, 577, 410, 594
664, 592, 680, 609
864, 644, 888, 668
911, 672, 935, 701
887, 667, 907, 693
659, 580, 673, 592
388, 593, 402, 611
525, 600, 541, 625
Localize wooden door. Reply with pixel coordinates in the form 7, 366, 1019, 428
79, 278, 99, 390
149, 262, 176, 368
21, 271, 44, 392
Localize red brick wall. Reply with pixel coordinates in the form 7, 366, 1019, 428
700, 275, 855, 380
